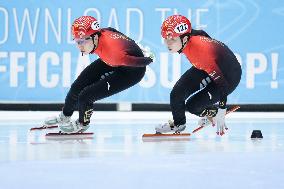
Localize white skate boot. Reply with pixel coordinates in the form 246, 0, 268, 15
59, 119, 90, 134
198, 116, 215, 127
44, 112, 71, 126
155, 120, 186, 134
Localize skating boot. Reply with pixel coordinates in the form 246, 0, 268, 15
44, 112, 71, 126
59, 119, 90, 134
198, 116, 215, 127
155, 120, 186, 134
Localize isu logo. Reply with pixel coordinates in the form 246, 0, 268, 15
200, 37, 224, 46
200, 108, 218, 117
110, 33, 131, 41
83, 109, 93, 123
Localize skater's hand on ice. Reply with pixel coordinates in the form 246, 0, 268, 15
214, 108, 227, 136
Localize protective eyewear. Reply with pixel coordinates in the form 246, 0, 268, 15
74, 37, 92, 45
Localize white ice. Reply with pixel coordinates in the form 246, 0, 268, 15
0, 111, 284, 189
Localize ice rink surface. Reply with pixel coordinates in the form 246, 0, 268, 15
0, 111, 284, 189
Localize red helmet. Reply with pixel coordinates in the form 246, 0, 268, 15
161, 15, 191, 39
71, 16, 100, 39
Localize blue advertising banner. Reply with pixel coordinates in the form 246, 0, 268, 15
0, 0, 283, 103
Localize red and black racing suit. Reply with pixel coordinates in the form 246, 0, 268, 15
171, 29, 242, 126
63, 27, 152, 125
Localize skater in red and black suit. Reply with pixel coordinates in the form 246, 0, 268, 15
155, 15, 241, 135
44, 16, 154, 133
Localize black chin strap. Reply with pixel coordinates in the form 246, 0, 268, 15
177, 35, 190, 54
89, 34, 97, 54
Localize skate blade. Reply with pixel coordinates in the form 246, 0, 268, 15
142, 133, 190, 138
142, 133, 191, 142
30, 125, 58, 131
226, 105, 240, 114
192, 126, 205, 133
45, 132, 94, 140
142, 133, 191, 137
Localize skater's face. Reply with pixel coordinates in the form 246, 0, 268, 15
164, 36, 188, 52
74, 34, 99, 54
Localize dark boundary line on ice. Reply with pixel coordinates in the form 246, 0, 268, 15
0, 103, 284, 112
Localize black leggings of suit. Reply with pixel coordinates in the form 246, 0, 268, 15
62, 59, 146, 125
170, 66, 241, 126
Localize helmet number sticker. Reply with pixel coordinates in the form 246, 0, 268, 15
174, 23, 188, 34
91, 21, 100, 30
